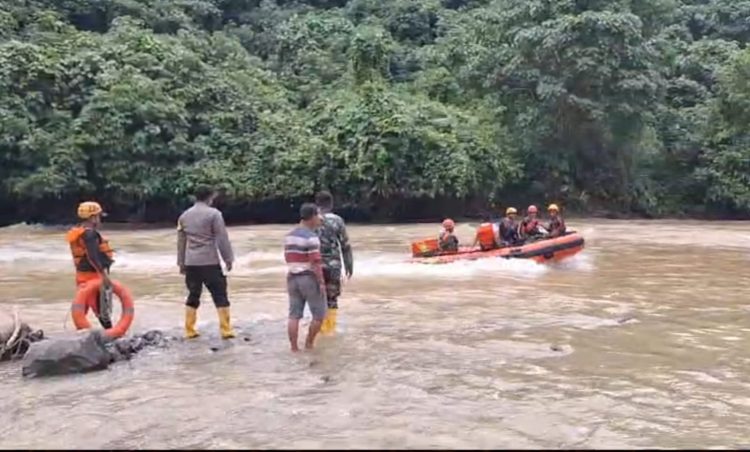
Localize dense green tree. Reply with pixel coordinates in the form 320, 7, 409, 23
697, 48, 750, 212
0, 0, 748, 223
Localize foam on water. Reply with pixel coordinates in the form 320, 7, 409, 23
0, 222, 53, 232
0, 222, 592, 285
0, 242, 571, 280
0, 244, 71, 264
353, 252, 550, 280
549, 251, 595, 272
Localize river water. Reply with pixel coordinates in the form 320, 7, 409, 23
1, 220, 749, 449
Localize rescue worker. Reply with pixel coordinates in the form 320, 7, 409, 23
499, 207, 520, 246
546, 203, 567, 238
471, 214, 500, 251
285, 203, 327, 352
518, 205, 543, 241
438, 218, 459, 252
314, 191, 353, 336
66, 201, 115, 329
177, 185, 236, 340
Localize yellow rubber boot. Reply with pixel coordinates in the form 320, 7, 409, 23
217, 307, 236, 339
320, 310, 332, 335
328, 308, 338, 333
185, 307, 200, 339
321, 308, 337, 335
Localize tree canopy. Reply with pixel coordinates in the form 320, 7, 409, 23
0, 0, 748, 222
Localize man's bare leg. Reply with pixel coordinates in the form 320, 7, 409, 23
288, 318, 301, 352
305, 319, 323, 350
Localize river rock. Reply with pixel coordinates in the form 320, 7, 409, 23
108, 330, 174, 362
21, 329, 176, 378
22, 331, 111, 378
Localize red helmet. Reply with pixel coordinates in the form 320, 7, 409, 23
527, 205, 538, 214
442, 218, 455, 230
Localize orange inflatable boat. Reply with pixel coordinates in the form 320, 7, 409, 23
410, 232, 585, 264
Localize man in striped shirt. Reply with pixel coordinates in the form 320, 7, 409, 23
284, 203, 327, 352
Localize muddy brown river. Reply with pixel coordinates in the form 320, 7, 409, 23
1, 220, 749, 449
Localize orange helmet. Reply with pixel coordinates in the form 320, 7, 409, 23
527, 205, 538, 214
77, 201, 105, 220
442, 218, 455, 230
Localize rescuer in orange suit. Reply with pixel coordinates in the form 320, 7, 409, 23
471, 214, 500, 251
66, 201, 115, 329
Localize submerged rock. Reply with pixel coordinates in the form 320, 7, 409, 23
22, 331, 111, 378
617, 314, 638, 325
106, 330, 175, 363
21, 329, 176, 378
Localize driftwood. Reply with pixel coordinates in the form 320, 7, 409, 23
0, 309, 44, 362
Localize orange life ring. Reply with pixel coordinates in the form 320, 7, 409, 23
71, 279, 135, 339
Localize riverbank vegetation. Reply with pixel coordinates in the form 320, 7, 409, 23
1, 0, 749, 224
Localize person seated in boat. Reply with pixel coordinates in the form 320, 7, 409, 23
471, 214, 500, 251
438, 218, 459, 252
499, 207, 520, 246
546, 204, 567, 238
518, 205, 545, 241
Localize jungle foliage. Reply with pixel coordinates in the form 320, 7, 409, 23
1, 0, 749, 222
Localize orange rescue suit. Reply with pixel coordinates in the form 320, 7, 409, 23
66, 226, 115, 286
475, 223, 497, 251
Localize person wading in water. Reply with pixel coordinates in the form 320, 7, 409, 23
284, 203, 327, 352
314, 191, 353, 335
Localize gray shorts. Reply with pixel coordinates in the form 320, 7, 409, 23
287, 273, 327, 320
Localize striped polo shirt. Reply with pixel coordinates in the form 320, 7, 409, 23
284, 225, 324, 278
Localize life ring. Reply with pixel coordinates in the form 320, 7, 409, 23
71, 279, 134, 339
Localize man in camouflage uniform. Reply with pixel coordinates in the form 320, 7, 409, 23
314, 191, 354, 335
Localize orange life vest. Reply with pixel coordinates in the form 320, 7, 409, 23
66, 226, 114, 273
476, 223, 497, 250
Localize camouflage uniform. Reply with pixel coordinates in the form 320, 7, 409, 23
315, 211, 353, 309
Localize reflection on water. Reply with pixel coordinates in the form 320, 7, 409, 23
1, 220, 750, 448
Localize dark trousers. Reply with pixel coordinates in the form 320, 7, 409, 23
323, 267, 342, 309
185, 265, 230, 308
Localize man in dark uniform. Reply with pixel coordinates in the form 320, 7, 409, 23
314, 191, 354, 335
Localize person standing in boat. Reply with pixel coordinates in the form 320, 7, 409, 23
314, 191, 353, 336
438, 218, 459, 252
66, 201, 115, 329
177, 185, 236, 340
499, 207, 520, 246
518, 205, 544, 241
545, 204, 567, 238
